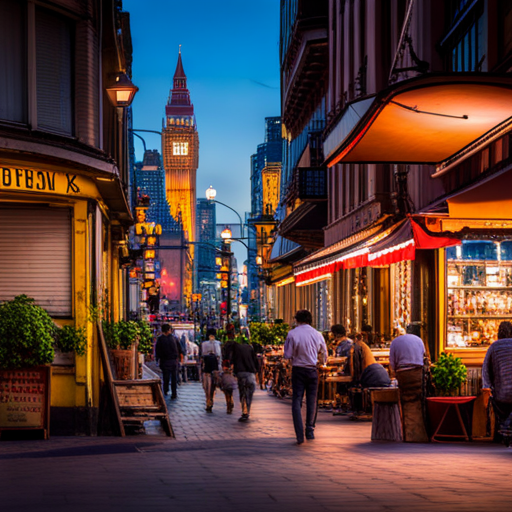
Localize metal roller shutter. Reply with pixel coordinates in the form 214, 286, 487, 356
0, 206, 72, 317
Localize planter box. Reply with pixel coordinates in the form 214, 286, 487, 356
109, 349, 136, 380
0, 366, 51, 439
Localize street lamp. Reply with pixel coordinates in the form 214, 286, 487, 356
221, 227, 232, 240
106, 72, 139, 107
206, 186, 244, 235
206, 185, 217, 201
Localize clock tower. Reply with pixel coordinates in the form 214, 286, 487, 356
162, 48, 199, 243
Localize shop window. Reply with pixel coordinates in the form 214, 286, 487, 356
0, 1, 74, 135
0, 0, 27, 124
446, 240, 512, 349
36, 7, 73, 135
391, 260, 411, 337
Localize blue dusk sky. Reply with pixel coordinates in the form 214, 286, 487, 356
123, 0, 281, 265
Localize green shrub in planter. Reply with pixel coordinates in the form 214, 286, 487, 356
54, 325, 87, 356
136, 320, 153, 355
431, 352, 467, 396
103, 320, 139, 350
0, 295, 55, 370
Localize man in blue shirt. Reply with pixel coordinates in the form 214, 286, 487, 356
284, 310, 328, 445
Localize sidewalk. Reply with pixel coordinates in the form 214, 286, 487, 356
1, 380, 511, 512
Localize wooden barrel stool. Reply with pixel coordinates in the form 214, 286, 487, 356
370, 387, 402, 442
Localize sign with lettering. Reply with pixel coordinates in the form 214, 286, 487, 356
0, 166, 100, 198
0, 369, 48, 429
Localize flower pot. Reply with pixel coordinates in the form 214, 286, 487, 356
109, 349, 136, 380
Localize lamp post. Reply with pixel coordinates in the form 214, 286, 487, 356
206, 186, 244, 237
220, 227, 233, 323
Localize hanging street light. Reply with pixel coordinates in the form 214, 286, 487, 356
106, 72, 139, 107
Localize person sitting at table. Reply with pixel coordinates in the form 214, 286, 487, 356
482, 320, 512, 436
389, 323, 429, 443
331, 324, 353, 359
353, 333, 390, 389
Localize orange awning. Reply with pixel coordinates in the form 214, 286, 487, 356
447, 170, 512, 220
324, 74, 512, 170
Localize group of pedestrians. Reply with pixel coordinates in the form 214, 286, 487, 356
200, 327, 259, 422
155, 314, 512, 446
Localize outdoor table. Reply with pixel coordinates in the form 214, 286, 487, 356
427, 396, 476, 443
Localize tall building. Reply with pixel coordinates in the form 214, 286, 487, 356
162, 48, 199, 307
134, 150, 180, 233
0, 0, 135, 434
196, 198, 217, 289
162, 48, 199, 243
272, 0, 512, 371
247, 117, 283, 321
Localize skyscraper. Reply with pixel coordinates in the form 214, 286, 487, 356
134, 149, 180, 233
196, 198, 217, 289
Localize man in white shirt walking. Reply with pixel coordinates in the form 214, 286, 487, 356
284, 310, 328, 445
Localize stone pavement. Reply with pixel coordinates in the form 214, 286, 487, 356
1, 381, 511, 512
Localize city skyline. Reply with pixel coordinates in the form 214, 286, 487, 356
124, 0, 281, 266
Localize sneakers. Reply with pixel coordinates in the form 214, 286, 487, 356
238, 414, 249, 422
306, 430, 315, 440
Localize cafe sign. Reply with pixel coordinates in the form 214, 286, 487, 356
1, 166, 99, 197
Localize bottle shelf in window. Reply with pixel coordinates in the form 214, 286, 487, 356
445, 240, 512, 349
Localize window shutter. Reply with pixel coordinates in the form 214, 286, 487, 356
0, 207, 72, 317
35, 7, 73, 135
0, 0, 27, 123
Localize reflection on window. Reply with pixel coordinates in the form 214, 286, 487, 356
173, 142, 188, 155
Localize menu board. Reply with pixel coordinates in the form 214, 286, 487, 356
0, 369, 47, 429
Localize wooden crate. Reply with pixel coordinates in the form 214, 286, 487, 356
114, 379, 173, 437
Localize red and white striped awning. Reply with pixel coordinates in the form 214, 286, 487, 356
294, 219, 460, 285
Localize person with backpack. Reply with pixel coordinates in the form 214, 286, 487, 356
155, 324, 184, 399
201, 328, 222, 413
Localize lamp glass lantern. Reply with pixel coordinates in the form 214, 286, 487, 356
206, 185, 217, 201
221, 227, 232, 240
106, 72, 139, 107
255, 255, 263, 266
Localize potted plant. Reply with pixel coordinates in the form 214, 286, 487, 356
135, 320, 153, 377
103, 320, 140, 380
0, 295, 55, 370
53, 325, 87, 366
431, 352, 468, 396
0, 295, 55, 435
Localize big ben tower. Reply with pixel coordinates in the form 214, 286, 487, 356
162, 47, 198, 243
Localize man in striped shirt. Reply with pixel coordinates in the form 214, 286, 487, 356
482, 321, 512, 431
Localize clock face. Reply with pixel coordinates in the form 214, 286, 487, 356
173, 142, 189, 155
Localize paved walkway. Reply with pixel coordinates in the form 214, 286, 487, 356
1, 380, 511, 512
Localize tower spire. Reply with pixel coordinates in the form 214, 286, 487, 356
167, 48, 192, 110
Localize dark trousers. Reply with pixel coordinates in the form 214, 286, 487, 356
492, 398, 512, 430
291, 366, 318, 442
161, 361, 178, 397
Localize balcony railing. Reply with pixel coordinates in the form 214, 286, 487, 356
298, 167, 327, 201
